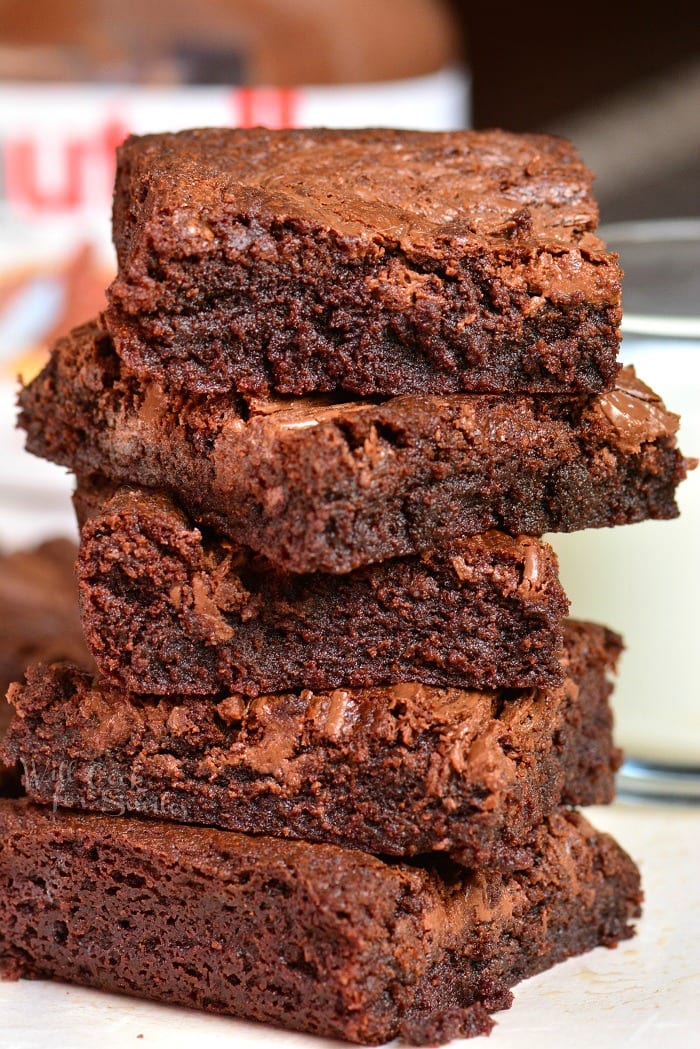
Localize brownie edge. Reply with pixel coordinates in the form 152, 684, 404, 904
0, 539, 92, 796
108, 127, 622, 398
0, 802, 641, 1044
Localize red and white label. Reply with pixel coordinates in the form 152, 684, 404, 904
0, 69, 469, 221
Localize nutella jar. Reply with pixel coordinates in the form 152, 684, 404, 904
0, 0, 469, 546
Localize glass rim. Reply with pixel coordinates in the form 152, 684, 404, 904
600, 217, 700, 339
601, 216, 700, 244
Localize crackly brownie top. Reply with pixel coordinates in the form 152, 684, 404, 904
117, 127, 606, 251
242, 364, 681, 450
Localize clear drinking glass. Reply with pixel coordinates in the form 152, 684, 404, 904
550, 219, 700, 799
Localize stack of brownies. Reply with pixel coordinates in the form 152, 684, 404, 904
0, 128, 690, 1044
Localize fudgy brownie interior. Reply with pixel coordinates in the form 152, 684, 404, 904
76, 484, 570, 696
4, 620, 622, 868
108, 127, 622, 399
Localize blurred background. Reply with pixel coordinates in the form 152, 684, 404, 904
460, 0, 700, 221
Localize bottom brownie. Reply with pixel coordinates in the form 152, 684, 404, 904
0, 802, 641, 1045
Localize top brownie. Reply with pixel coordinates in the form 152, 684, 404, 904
108, 127, 621, 398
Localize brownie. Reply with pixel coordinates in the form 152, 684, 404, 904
20, 322, 690, 574
4, 621, 622, 868
108, 127, 622, 398
0, 539, 92, 795
0, 802, 641, 1044
77, 485, 569, 695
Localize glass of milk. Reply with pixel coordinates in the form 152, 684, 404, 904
550, 219, 700, 798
